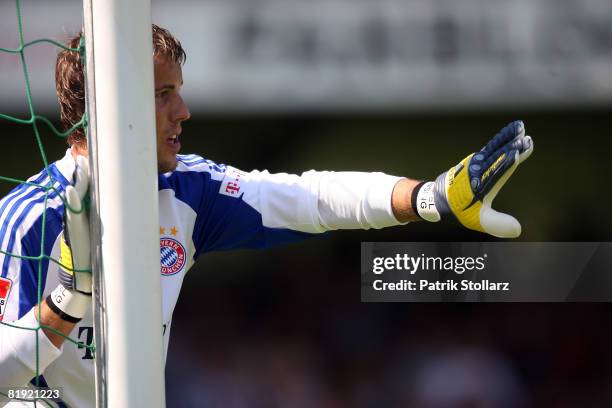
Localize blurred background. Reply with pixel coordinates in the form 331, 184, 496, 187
1, 0, 612, 406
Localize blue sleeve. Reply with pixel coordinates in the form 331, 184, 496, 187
161, 157, 316, 257
0, 166, 66, 319
15, 213, 63, 318
0, 200, 63, 319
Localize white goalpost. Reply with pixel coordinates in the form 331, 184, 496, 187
82, 0, 166, 407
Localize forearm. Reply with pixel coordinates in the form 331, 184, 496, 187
0, 287, 85, 387
287, 171, 423, 230
34, 298, 78, 349
391, 178, 423, 223
238, 170, 421, 233
313, 171, 406, 230
0, 306, 63, 387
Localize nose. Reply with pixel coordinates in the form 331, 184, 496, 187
173, 94, 191, 123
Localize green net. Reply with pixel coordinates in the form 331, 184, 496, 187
0, 0, 94, 405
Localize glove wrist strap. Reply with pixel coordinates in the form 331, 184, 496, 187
414, 181, 442, 223
46, 284, 90, 323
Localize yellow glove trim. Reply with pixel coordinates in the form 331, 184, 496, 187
60, 234, 74, 276
445, 154, 484, 233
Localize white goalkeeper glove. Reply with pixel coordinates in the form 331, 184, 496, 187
414, 120, 534, 238
46, 156, 92, 322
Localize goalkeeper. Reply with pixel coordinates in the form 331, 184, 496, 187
0, 25, 533, 407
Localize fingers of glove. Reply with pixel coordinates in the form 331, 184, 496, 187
480, 206, 522, 238
74, 156, 90, 200
474, 126, 533, 193
469, 145, 519, 197
476, 121, 530, 169
59, 233, 92, 294
65, 184, 82, 215
480, 120, 525, 157
73, 269, 92, 294
59, 233, 75, 276
64, 186, 91, 272
62, 165, 92, 294
517, 135, 534, 165
479, 150, 520, 205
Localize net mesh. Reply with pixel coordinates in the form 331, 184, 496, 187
0, 0, 94, 405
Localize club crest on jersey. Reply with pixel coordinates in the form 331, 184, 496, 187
0, 277, 13, 321
160, 238, 186, 276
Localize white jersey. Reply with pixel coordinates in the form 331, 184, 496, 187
0, 150, 401, 407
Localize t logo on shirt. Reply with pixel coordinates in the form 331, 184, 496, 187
219, 166, 246, 198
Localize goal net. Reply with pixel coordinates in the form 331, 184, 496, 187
0, 0, 165, 406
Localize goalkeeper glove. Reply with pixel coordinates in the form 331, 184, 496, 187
47, 156, 92, 322
413, 120, 534, 238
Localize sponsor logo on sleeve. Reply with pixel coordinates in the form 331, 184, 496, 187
0, 277, 13, 321
219, 166, 247, 198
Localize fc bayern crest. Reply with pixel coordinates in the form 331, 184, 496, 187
160, 238, 186, 276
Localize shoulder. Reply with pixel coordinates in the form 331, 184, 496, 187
0, 163, 68, 243
157, 154, 225, 209
159, 154, 231, 191
171, 154, 228, 180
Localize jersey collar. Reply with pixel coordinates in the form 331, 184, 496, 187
54, 149, 77, 184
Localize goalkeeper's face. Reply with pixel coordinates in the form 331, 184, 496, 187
154, 57, 191, 173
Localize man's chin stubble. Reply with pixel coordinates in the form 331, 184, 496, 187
158, 159, 178, 174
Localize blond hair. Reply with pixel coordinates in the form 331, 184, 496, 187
55, 24, 186, 148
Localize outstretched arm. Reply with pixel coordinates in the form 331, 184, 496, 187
193, 121, 533, 254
